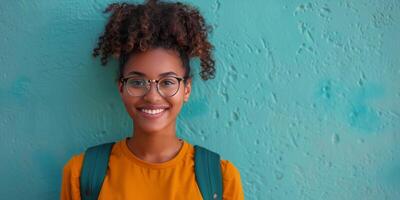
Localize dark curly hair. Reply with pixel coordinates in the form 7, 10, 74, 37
92, 0, 215, 83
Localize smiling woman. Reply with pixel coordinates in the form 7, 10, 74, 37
119, 48, 190, 136
60, 0, 244, 200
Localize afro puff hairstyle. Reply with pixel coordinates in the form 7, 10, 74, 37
92, 0, 215, 82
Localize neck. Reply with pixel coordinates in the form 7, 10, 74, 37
126, 121, 183, 163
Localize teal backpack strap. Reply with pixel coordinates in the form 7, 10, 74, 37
194, 145, 223, 200
80, 142, 115, 200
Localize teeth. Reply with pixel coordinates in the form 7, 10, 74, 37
141, 109, 165, 115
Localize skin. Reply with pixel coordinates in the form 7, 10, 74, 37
117, 47, 192, 163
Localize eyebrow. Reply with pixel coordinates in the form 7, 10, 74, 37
126, 71, 178, 77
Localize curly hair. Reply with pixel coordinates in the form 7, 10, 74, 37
92, 0, 215, 82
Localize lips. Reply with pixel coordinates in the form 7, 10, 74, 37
141, 108, 166, 115
137, 105, 170, 110
136, 105, 170, 119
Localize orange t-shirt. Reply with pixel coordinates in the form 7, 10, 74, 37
60, 138, 245, 200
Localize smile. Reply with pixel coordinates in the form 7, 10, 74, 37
140, 108, 166, 115
137, 107, 169, 120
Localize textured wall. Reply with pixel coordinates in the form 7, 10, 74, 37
0, 0, 399, 199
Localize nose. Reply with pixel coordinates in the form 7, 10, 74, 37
143, 80, 162, 102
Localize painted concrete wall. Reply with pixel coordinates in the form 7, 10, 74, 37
1, 0, 399, 199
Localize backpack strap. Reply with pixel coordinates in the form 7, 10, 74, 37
194, 145, 223, 200
80, 142, 115, 200
79, 142, 223, 200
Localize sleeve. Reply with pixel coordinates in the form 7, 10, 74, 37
220, 160, 245, 200
60, 153, 84, 200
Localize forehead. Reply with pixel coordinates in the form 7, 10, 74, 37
123, 48, 185, 77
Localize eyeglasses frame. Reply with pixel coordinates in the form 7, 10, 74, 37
119, 75, 186, 97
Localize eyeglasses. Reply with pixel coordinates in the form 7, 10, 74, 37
120, 76, 185, 97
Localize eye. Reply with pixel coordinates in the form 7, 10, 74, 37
127, 78, 147, 88
160, 77, 178, 87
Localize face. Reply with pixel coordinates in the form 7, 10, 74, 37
118, 48, 192, 134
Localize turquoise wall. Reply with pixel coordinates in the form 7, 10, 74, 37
1, 0, 399, 199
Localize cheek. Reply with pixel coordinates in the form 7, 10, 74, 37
121, 95, 138, 115
171, 99, 183, 112
172, 89, 186, 105
166, 93, 185, 113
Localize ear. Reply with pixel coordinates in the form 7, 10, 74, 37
117, 80, 124, 96
183, 78, 192, 102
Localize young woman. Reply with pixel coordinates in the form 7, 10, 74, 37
61, 0, 244, 199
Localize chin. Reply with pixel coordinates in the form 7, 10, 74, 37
134, 120, 170, 134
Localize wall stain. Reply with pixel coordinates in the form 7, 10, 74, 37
315, 79, 385, 133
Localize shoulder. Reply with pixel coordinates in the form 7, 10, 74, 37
62, 140, 123, 176
190, 143, 242, 181
190, 144, 244, 198
63, 152, 84, 178
220, 159, 241, 181
220, 159, 245, 199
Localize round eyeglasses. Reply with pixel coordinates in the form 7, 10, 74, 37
120, 76, 185, 97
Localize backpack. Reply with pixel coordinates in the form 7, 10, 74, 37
79, 142, 223, 200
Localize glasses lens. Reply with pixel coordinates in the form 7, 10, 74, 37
125, 78, 147, 96
158, 77, 180, 97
